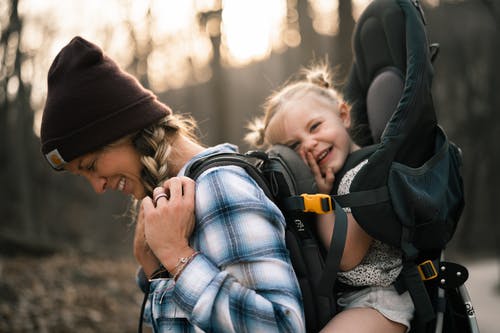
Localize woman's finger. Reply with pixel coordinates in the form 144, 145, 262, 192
164, 177, 182, 199
179, 176, 196, 201
142, 196, 155, 212
152, 186, 168, 206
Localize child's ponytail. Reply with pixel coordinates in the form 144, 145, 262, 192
244, 116, 267, 148
303, 62, 332, 89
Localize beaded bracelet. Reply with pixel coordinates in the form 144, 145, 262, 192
172, 251, 200, 281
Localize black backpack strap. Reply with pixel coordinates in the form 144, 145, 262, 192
283, 194, 348, 299
334, 186, 390, 208
317, 198, 348, 297
281, 186, 390, 214
397, 229, 436, 325
283, 194, 348, 326
396, 261, 436, 328
185, 152, 273, 199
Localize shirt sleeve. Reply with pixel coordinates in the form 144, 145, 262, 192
149, 165, 305, 332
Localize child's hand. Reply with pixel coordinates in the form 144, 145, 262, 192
305, 152, 334, 194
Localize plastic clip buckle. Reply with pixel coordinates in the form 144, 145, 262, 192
417, 260, 438, 281
300, 194, 333, 214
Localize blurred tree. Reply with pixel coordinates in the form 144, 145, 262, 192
426, 0, 500, 255
0, 0, 46, 254
198, 5, 226, 144
126, 7, 153, 89
297, 0, 317, 61
335, 0, 355, 80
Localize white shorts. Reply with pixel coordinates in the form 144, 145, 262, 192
337, 285, 415, 331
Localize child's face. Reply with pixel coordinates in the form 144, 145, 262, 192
64, 140, 146, 199
267, 93, 353, 175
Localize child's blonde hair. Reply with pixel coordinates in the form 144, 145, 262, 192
245, 61, 345, 148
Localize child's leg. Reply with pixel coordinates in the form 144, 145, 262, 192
331, 285, 414, 332
319, 307, 407, 333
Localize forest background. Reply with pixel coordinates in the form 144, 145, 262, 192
1, 0, 499, 332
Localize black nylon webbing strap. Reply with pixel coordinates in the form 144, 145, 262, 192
399, 224, 436, 324
282, 196, 305, 212
317, 198, 348, 296
283, 185, 390, 213
334, 186, 390, 208
185, 154, 274, 200
399, 262, 436, 323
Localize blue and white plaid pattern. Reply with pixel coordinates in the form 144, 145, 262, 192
143, 144, 305, 332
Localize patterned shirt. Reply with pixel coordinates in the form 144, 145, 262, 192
336, 159, 403, 287
141, 143, 305, 333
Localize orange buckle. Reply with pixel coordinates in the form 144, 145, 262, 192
300, 194, 333, 214
417, 260, 438, 281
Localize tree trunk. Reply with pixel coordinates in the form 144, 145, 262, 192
335, 0, 354, 82
0, 0, 53, 253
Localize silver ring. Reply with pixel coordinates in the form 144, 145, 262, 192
154, 193, 168, 206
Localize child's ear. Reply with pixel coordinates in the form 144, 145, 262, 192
339, 102, 351, 128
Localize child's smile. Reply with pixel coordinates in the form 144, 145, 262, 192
267, 92, 355, 175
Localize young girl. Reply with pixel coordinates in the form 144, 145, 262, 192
245, 62, 415, 333
40, 36, 305, 333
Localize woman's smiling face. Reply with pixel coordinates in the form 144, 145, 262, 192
266, 93, 354, 175
65, 140, 146, 199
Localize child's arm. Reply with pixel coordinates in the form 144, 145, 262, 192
317, 212, 373, 271
305, 151, 372, 270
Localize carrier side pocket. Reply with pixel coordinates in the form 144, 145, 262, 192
388, 126, 464, 251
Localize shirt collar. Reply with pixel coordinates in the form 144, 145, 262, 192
179, 143, 239, 176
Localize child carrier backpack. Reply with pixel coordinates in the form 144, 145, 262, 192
187, 1, 477, 332
342, 1, 476, 332
186, 145, 345, 333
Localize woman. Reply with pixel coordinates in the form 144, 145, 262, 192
40, 36, 305, 332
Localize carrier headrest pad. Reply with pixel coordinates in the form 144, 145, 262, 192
267, 145, 318, 195
353, 0, 406, 90
367, 67, 404, 143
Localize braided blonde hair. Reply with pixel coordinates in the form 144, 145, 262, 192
245, 61, 344, 148
133, 114, 199, 196
119, 112, 199, 220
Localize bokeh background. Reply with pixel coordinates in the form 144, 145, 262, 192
1, 0, 499, 332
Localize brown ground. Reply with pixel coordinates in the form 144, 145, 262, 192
2, 251, 496, 333
0, 253, 147, 333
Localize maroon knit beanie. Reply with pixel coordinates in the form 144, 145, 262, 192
41, 36, 170, 170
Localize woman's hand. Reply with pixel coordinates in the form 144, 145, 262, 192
133, 204, 160, 278
141, 176, 196, 272
305, 151, 334, 194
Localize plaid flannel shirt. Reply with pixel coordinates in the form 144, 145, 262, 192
141, 144, 305, 332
